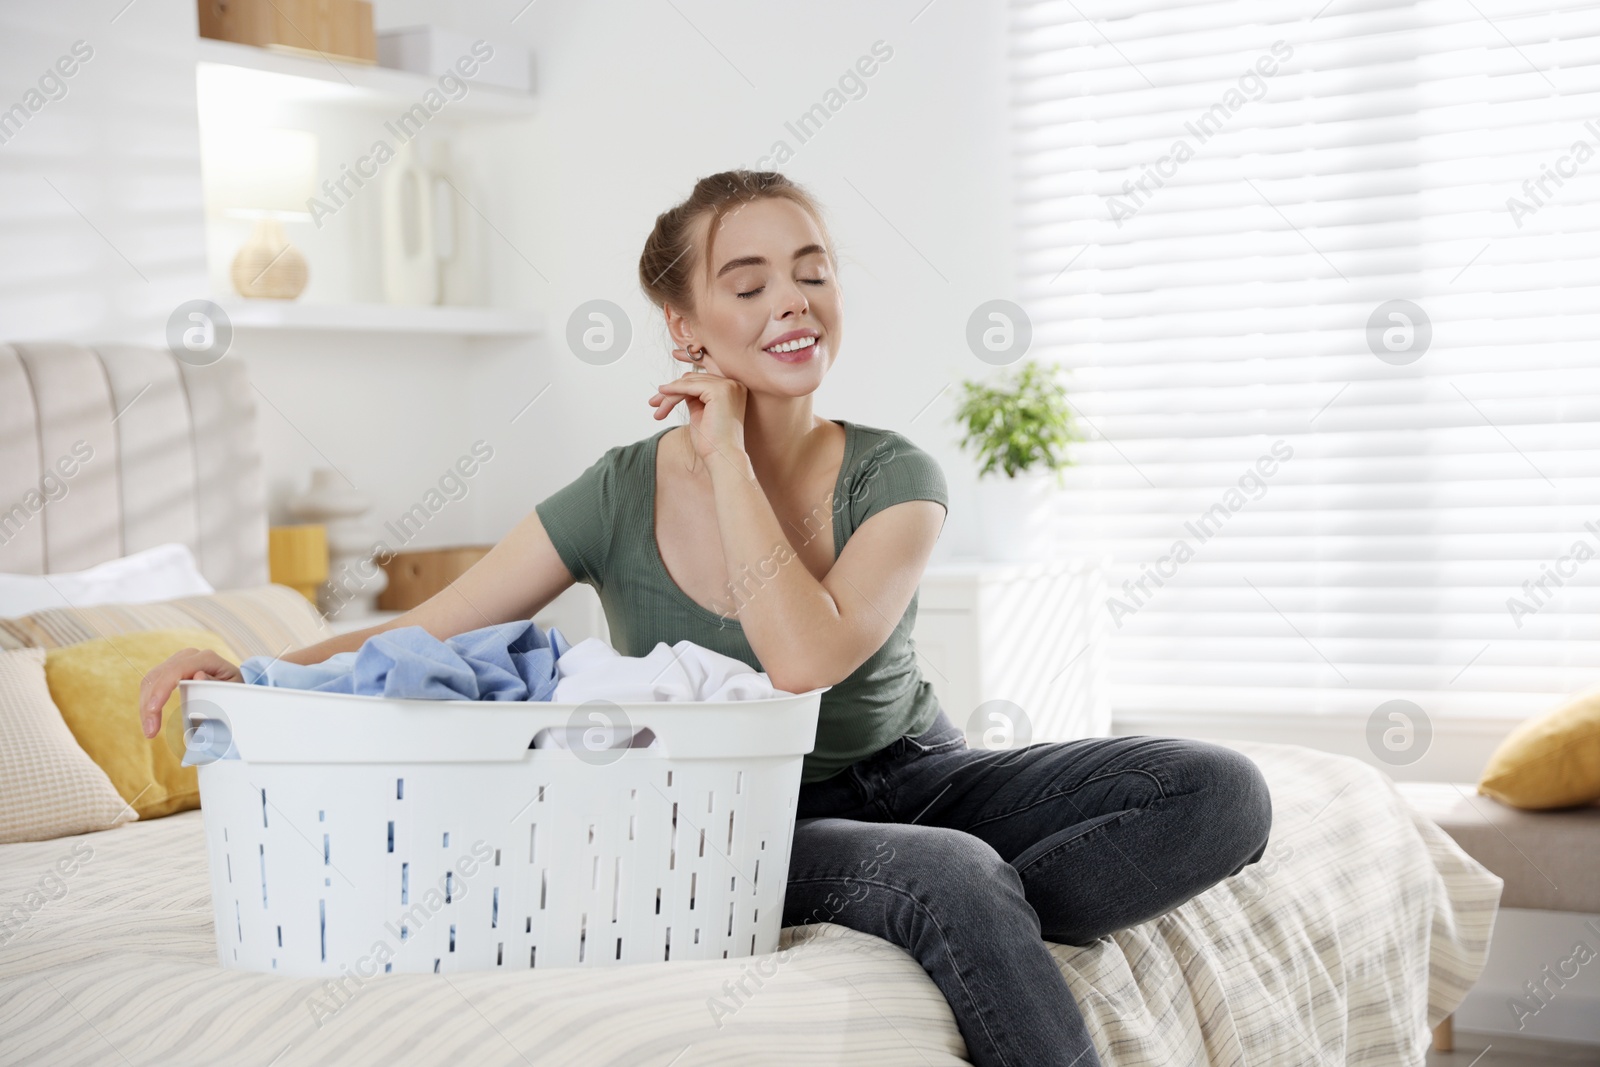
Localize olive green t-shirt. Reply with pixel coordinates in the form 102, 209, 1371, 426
533, 419, 949, 784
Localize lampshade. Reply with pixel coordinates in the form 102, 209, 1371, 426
201, 127, 318, 218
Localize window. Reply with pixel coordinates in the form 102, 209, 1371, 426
1010, 1, 1600, 722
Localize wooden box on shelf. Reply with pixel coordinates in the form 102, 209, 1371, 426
198, 0, 376, 64
376, 545, 492, 611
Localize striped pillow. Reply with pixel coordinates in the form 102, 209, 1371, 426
0, 584, 331, 661
0, 647, 138, 844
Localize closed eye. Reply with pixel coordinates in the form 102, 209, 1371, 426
737, 279, 828, 299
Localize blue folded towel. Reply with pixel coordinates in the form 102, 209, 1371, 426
181, 620, 571, 766
239, 619, 571, 700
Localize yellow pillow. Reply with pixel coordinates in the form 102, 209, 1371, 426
1478, 691, 1600, 810
43, 628, 239, 820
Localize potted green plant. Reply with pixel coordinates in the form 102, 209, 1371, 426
951, 359, 1079, 560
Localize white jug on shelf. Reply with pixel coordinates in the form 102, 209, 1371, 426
430, 139, 489, 307
379, 138, 438, 305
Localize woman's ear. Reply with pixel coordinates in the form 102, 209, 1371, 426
663, 303, 696, 354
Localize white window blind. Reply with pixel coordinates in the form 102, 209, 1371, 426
1009, 0, 1600, 723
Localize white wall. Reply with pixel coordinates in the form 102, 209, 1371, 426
374, 0, 1018, 560
4, 1, 1019, 560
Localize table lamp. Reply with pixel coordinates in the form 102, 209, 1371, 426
201, 127, 317, 299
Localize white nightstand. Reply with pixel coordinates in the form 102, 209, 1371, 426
913, 557, 1110, 744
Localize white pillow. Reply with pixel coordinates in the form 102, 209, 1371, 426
0, 542, 215, 618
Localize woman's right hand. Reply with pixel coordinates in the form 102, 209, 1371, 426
139, 648, 242, 739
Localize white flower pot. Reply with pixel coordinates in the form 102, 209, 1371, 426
976, 471, 1057, 561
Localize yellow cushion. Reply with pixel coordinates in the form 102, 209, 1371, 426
1478, 691, 1600, 810
43, 628, 240, 820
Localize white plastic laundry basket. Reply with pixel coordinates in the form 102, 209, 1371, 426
178, 679, 823, 978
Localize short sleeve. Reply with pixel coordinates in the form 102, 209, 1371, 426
845, 431, 949, 533
534, 449, 618, 589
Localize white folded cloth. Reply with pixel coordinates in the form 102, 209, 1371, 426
532, 638, 785, 750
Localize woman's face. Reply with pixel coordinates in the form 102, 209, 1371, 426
671, 196, 841, 397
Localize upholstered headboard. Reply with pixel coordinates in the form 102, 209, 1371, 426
0, 341, 268, 590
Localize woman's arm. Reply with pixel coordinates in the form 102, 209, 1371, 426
651, 370, 945, 693
707, 453, 945, 693
139, 506, 578, 735
299, 503, 579, 659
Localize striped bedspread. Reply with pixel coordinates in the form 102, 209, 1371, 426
0, 741, 1501, 1066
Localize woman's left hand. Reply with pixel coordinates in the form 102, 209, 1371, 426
651, 355, 748, 462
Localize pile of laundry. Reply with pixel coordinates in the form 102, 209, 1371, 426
180, 620, 782, 766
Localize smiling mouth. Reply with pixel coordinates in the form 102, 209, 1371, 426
764, 336, 819, 358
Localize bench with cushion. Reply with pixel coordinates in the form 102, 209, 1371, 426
1394, 781, 1600, 1051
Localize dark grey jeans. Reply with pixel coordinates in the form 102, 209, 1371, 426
782, 708, 1274, 1067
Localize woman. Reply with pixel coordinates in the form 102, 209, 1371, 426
140, 169, 1272, 1067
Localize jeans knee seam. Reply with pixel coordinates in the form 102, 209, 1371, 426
966, 767, 1168, 834
1010, 804, 1144, 886
784, 875, 1021, 1067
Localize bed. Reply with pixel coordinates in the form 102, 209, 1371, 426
0, 341, 1503, 1066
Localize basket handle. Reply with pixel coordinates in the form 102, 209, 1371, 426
528, 723, 660, 753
